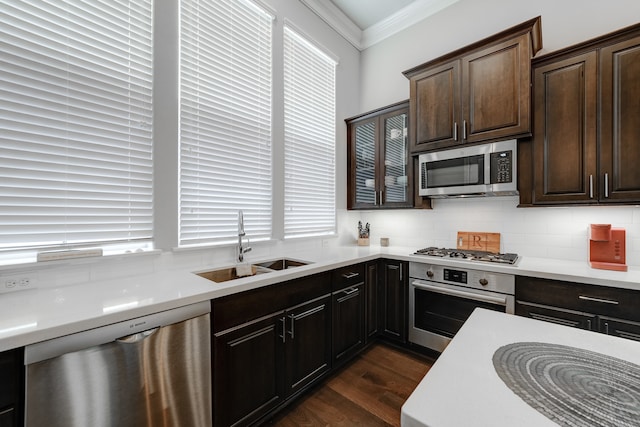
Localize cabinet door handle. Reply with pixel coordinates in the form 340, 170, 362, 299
587, 319, 592, 331
338, 287, 360, 303
604, 322, 610, 335
604, 173, 609, 198
462, 120, 467, 140
578, 295, 619, 305
288, 304, 326, 340
342, 272, 360, 279
589, 175, 594, 198
279, 317, 286, 343
618, 331, 640, 341
374, 190, 377, 206
453, 122, 458, 141
529, 312, 580, 328
288, 314, 295, 340
379, 190, 383, 204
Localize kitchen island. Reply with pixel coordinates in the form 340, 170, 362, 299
401, 308, 640, 427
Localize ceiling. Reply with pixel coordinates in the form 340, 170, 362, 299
329, 0, 416, 30
300, 0, 460, 50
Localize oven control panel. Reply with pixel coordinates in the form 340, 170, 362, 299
409, 262, 515, 294
443, 268, 467, 284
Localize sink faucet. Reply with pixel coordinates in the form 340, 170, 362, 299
238, 210, 251, 262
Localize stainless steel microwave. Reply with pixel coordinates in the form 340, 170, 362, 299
418, 139, 517, 198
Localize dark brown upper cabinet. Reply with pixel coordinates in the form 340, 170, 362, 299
599, 33, 640, 203
403, 17, 542, 153
520, 22, 640, 206
346, 101, 419, 210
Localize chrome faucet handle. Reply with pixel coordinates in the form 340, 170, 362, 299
237, 210, 250, 262
238, 210, 244, 234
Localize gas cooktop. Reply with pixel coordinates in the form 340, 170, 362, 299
413, 247, 519, 265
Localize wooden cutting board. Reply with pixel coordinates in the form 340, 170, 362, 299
456, 231, 501, 253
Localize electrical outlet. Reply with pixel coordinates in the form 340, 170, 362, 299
1, 275, 36, 292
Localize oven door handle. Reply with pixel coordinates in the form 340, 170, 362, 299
412, 281, 507, 306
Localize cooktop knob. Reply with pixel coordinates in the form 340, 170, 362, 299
479, 278, 489, 286
426, 269, 434, 278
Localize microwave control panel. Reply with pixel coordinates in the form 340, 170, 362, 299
490, 150, 513, 184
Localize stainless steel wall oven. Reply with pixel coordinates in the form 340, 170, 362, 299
409, 262, 515, 353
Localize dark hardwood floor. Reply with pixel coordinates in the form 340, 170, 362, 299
267, 343, 435, 426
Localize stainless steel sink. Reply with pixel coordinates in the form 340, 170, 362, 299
196, 265, 270, 283
195, 258, 310, 283
253, 258, 309, 270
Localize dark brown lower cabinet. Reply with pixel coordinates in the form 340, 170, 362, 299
0, 348, 22, 427
380, 260, 408, 343
365, 261, 379, 341
213, 293, 331, 427
516, 276, 640, 342
213, 313, 284, 427
211, 261, 415, 426
284, 296, 332, 397
332, 283, 364, 366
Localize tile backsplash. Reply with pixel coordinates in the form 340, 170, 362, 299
343, 196, 640, 266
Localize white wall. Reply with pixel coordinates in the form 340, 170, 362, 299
358, 0, 640, 110
341, 0, 640, 267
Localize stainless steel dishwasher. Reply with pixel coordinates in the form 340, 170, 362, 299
24, 301, 211, 427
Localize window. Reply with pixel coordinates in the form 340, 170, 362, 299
0, 1, 154, 257
179, 0, 273, 247
283, 26, 337, 238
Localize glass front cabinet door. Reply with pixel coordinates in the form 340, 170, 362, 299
347, 101, 413, 209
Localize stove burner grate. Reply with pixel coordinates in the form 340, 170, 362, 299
414, 247, 519, 264
493, 342, 640, 427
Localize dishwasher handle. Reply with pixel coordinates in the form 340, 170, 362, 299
116, 327, 159, 343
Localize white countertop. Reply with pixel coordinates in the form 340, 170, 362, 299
1, 245, 639, 353
401, 308, 640, 427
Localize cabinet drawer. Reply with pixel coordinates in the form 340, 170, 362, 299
0, 348, 21, 410
516, 301, 596, 331
516, 276, 640, 321
599, 316, 640, 342
332, 264, 365, 290
213, 271, 331, 332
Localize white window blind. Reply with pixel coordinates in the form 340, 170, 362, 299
283, 26, 337, 238
180, 0, 273, 247
0, 1, 154, 254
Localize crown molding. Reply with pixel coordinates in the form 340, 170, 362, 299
302, 0, 460, 51
361, 0, 460, 49
299, 0, 362, 49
